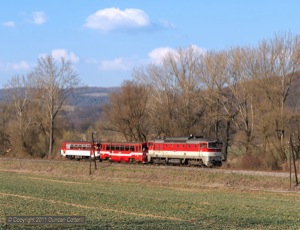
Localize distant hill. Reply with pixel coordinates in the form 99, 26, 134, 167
0, 87, 119, 132
0, 86, 119, 107
64, 87, 119, 131
68, 87, 119, 107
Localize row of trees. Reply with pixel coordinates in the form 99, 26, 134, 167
0, 32, 300, 169
0, 56, 80, 158
102, 32, 300, 169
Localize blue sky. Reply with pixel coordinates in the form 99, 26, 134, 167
1, 0, 300, 87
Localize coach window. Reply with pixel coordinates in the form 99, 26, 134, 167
125, 145, 129, 151
111, 145, 115, 151
116, 145, 120, 150
121, 145, 124, 151
130, 146, 134, 151
106, 145, 110, 151
142, 144, 148, 151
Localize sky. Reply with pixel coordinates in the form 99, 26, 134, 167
1, 0, 300, 88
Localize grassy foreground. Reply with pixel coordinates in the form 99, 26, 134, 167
0, 158, 299, 229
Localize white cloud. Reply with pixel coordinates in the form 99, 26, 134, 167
148, 47, 176, 64
0, 60, 30, 72
190, 44, 207, 56
31, 11, 47, 25
99, 58, 130, 71
2, 21, 16, 28
84, 8, 150, 31
50, 49, 80, 63
148, 45, 207, 65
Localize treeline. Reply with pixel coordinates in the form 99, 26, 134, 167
0, 56, 80, 158
1, 32, 300, 170
101, 32, 300, 170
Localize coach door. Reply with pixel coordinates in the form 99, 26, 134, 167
142, 143, 148, 162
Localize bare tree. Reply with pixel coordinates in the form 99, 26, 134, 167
4, 75, 33, 155
255, 32, 300, 161
28, 55, 80, 158
0, 101, 11, 154
224, 47, 258, 155
102, 81, 150, 142
199, 51, 233, 160
167, 46, 205, 135
134, 45, 205, 137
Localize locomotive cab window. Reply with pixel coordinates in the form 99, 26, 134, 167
208, 142, 216, 148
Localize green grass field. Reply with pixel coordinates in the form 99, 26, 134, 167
0, 158, 299, 229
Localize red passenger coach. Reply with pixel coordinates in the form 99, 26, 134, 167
99, 142, 148, 163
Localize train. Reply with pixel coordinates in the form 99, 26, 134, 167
61, 135, 223, 167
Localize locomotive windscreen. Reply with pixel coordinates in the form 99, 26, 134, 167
208, 141, 223, 148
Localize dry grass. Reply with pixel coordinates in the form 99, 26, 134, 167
0, 157, 297, 192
